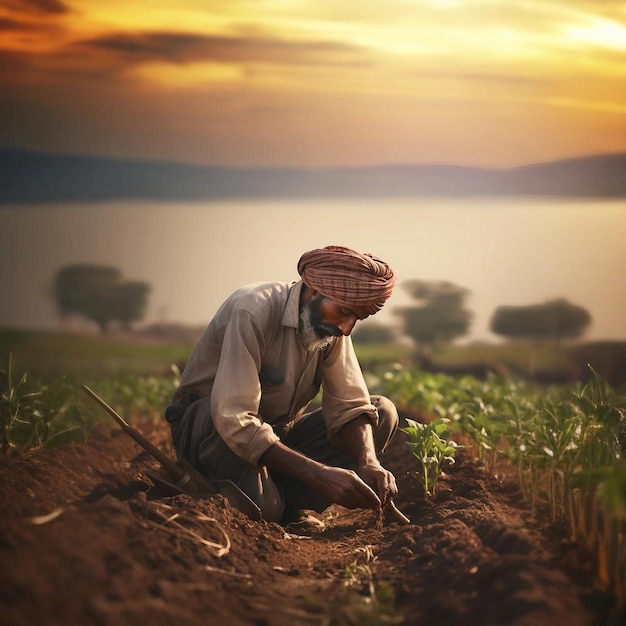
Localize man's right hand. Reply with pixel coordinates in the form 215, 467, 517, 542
261, 442, 381, 510
312, 465, 381, 510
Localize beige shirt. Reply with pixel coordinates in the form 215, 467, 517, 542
172, 280, 378, 465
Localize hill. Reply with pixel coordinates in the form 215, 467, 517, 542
1, 148, 625, 203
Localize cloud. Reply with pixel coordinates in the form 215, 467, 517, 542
0, 0, 71, 44
0, 16, 26, 31
0, 26, 371, 93
412, 68, 547, 86
0, 14, 65, 35
1, 0, 70, 15
74, 31, 371, 68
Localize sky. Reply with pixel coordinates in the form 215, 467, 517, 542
1, 0, 626, 168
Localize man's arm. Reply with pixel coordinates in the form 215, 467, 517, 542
259, 441, 382, 510
337, 415, 398, 507
260, 415, 398, 511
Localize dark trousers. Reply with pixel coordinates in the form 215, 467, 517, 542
165, 395, 398, 523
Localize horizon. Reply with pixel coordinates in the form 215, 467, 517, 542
2, 145, 626, 171
2, 148, 626, 204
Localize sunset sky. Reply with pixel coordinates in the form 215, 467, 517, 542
2, 0, 626, 168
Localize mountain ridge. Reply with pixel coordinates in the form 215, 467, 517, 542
1, 148, 625, 202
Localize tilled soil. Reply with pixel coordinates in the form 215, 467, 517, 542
0, 416, 623, 626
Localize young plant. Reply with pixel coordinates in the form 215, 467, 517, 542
0, 354, 45, 455
400, 417, 461, 497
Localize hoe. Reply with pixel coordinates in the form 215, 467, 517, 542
82, 385, 262, 520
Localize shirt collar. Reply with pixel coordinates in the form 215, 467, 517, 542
282, 280, 303, 328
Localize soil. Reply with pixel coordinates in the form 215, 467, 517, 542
1, 414, 623, 626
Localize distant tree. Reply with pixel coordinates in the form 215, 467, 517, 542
352, 321, 396, 344
394, 280, 473, 354
53, 264, 151, 333
490, 298, 591, 344
109, 281, 151, 331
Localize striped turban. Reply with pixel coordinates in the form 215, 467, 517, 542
297, 245, 396, 315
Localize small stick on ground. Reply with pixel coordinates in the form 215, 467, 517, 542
376, 500, 411, 529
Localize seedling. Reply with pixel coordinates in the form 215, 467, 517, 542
401, 417, 461, 497
0, 354, 45, 455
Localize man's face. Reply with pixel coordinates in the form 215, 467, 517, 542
299, 294, 369, 351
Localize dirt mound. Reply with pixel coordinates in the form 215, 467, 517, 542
0, 418, 622, 626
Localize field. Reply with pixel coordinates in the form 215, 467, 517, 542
1, 330, 625, 625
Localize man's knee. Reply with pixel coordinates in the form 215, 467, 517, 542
372, 394, 399, 428
370, 395, 398, 452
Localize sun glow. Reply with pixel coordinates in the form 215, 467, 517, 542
548, 97, 626, 115
566, 18, 626, 50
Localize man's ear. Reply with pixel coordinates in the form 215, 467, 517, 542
303, 283, 318, 297
300, 283, 317, 306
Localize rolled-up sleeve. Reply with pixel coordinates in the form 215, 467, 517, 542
210, 310, 280, 465
321, 337, 378, 444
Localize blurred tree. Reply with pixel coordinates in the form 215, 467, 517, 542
394, 280, 473, 354
490, 298, 591, 344
53, 264, 151, 333
109, 281, 151, 331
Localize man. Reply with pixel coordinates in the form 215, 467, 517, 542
165, 245, 399, 529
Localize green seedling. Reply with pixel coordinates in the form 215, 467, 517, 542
401, 417, 461, 497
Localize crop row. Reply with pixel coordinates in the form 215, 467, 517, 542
371, 364, 626, 606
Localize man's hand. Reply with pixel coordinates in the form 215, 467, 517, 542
357, 462, 398, 508
338, 415, 398, 507
313, 465, 381, 510
261, 442, 382, 510
261, 411, 400, 512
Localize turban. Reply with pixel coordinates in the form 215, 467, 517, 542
297, 245, 396, 315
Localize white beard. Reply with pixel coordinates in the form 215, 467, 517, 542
298, 303, 336, 352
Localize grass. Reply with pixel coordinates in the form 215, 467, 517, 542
0, 328, 193, 380
353, 341, 413, 367
0, 328, 187, 456
0, 327, 605, 383
0, 327, 618, 458
354, 337, 593, 379
434, 341, 575, 374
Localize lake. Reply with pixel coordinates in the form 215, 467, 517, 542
1, 197, 625, 342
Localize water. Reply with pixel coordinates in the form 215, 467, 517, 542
1, 197, 625, 341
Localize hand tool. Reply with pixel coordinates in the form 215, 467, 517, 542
82, 385, 262, 521
386, 498, 410, 524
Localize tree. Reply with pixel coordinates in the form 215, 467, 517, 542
53, 264, 151, 333
490, 298, 591, 344
109, 281, 151, 331
394, 280, 473, 353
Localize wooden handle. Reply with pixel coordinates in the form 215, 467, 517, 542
387, 499, 411, 525
82, 385, 215, 493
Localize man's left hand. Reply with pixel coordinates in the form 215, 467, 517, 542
357, 462, 398, 507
